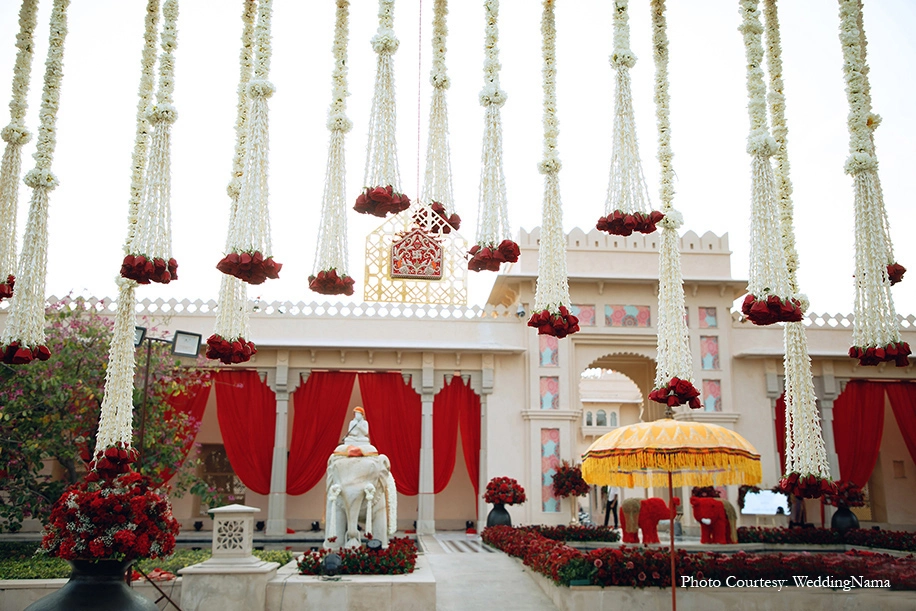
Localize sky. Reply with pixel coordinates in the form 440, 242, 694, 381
0, 0, 914, 317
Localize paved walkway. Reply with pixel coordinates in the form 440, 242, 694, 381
419, 533, 558, 611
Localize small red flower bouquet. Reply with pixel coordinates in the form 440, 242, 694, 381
467, 239, 520, 272
740, 293, 803, 326
649, 377, 701, 409
425, 202, 461, 234
596, 210, 665, 236
39, 470, 179, 562
0, 274, 14, 300
484, 476, 527, 506
216, 251, 282, 285
354, 185, 411, 217
308, 269, 355, 296
823, 480, 865, 508
206, 333, 257, 364
777, 472, 836, 500
120, 254, 178, 284
527, 306, 580, 338
88, 443, 139, 481
551, 461, 590, 499
888, 262, 906, 285
848, 341, 910, 367
1, 341, 51, 365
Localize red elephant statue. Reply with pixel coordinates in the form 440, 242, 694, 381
690, 497, 738, 544
619, 497, 680, 544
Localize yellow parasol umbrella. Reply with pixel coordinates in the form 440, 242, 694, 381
582, 418, 762, 611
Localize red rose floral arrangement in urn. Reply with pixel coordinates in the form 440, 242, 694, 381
551, 461, 590, 499
484, 476, 526, 528
467, 239, 520, 272
823, 480, 865, 509
354, 185, 411, 217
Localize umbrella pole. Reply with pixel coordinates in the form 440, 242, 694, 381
669, 471, 676, 611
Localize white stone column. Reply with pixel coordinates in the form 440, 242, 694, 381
416, 353, 436, 534
477, 356, 494, 532
265, 351, 291, 536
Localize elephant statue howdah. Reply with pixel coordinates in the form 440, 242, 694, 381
620, 497, 680, 545
323, 453, 398, 549
690, 496, 738, 544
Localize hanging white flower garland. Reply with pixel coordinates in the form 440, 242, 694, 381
596, 0, 664, 238
217, 0, 282, 285
208, 0, 257, 365
469, 0, 518, 272
839, 0, 909, 367
1, 0, 70, 365
528, 0, 578, 340
646, 0, 699, 412
310, 0, 355, 297
354, 0, 410, 218
760, 0, 831, 498
0, 0, 39, 302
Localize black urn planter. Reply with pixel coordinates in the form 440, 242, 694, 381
831, 505, 860, 533
25, 560, 157, 611
486, 503, 512, 527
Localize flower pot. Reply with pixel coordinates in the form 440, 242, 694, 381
486, 503, 512, 527
25, 560, 157, 611
831, 505, 860, 533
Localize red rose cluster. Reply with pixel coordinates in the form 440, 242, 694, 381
649, 377, 701, 409
467, 239, 520, 272
777, 472, 836, 499
551, 461, 590, 499
1, 341, 51, 364
740, 293, 803, 326
120, 254, 178, 284
888, 262, 906, 285
308, 269, 355, 296
596, 210, 665, 236
87, 444, 139, 482
527, 306, 580, 338
484, 476, 527, 506
0, 274, 14, 300
848, 341, 911, 367
426, 202, 461, 233
823, 480, 866, 508
354, 185, 411, 217
206, 333, 257, 364
216, 251, 282, 285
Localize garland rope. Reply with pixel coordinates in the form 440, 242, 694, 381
0, 0, 39, 301
310, 0, 354, 296
838, 0, 909, 367
1, 0, 70, 365
527, 0, 578, 339
648, 0, 698, 412
469, 0, 518, 272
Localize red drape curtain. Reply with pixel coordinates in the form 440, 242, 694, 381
157, 381, 212, 484
774, 394, 786, 474
886, 382, 916, 465
832, 380, 885, 487
214, 370, 276, 495
286, 371, 356, 495
357, 372, 421, 495
458, 378, 481, 499
432, 376, 464, 493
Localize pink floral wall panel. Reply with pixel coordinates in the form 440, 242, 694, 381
539, 335, 559, 367
605, 305, 651, 327
699, 307, 718, 328
541, 428, 560, 512
570, 304, 596, 326
702, 379, 722, 412
540, 376, 559, 410
700, 336, 720, 370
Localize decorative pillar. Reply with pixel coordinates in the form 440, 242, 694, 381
265, 351, 292, 536
416, 353, 436, 534
765, 362, 783, 481
477, 356, 495, 532
814, 365, 841, 524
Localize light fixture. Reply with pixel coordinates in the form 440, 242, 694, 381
172, 330, 202, 357
516, 304, 526, 318
322, 552, 342, 577
133, 326, 147, 347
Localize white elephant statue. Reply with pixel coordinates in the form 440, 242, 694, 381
323, 453, 398, 549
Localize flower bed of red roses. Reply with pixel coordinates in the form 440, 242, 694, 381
39, 471, 179, 562
521, 525, 620, 543
888, 262, 906, 285
741, 293, 803, 326
0, 273, 14, 300
849, 341, 911, 367
308, 269, 355, 296
778, 472, 836, 499
354, 185, 411, 217
216, 251, 282, 285
596, 210, 665, 236
551, 462, 590, 498
823, 480, 866, 508
484, 476, 527, 505
467, 240, 520, 272
482, 525, 916, 588
206, 333, 256, 364
649, 377, 701, 410
120, 255, 178, 284
528, 306, 580, 338
422, 202, 461, 233
739, 527, 916, 553
297, 536, 418, 575
1, 340, 51, 364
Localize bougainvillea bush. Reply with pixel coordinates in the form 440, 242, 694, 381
738, 526, 916, 552
297, 537, 418, 575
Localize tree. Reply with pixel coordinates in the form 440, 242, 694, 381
0, 298, 212, 532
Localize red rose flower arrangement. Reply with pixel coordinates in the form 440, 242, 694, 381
297, 536, 418, 575
527, 306, 580, 338
206, 333, 257, 364
467, 239, 520, 272
648, 377, 701, 410
824, 480, 866, 508
424, 202, 461, 234
1, 341, 51, 365
88, 443, 139, 481
777, 472, 836, 499
888, 262, 906, 285
216, 251, 282, 285
308, 269, 355, 296
353, 185, 411, 217
596, 210, 665, 236
120, 255, 178, 284
551, 461, 590, 499
484, 476, 527, 506
849, 341, 911, 367
690, 486, 722, 499
0, 274, 14, 300
740, 293, 803, 325
39, 470, 179, 562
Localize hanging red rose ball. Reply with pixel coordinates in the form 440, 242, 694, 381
216, 251, 282, 285
308, 269, 355, 296
426, 202, 461, 234
0, 274, 14, 300
848, 341, 910, 367
467, 240, 520, 272
740, 293, 803, 326
777, 472, 836, 500
354, 185, 411, 217
887, 262, 906, 285
596, 210, 665, 236
206, 334, 257, 364
88, 443, 139, 481
120, 254, 178, 284
1, 341, 51, 364
527, 306, 580, 339
649, 377, 701, 409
